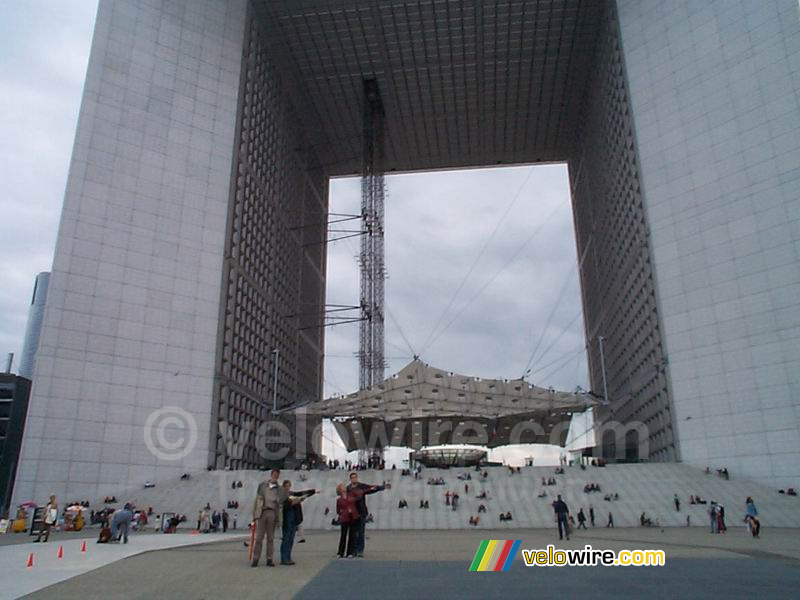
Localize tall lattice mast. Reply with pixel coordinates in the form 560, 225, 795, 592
359, 79, 386, 392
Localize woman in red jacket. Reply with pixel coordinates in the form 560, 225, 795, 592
336, 484, 361, 558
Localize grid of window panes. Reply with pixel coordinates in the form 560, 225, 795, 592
569, 4, 675, 461
212, 8, 327, 470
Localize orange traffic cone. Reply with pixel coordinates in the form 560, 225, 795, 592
81, 541, 87, 554
57, 545, 64, 559
26, 553, 34, 568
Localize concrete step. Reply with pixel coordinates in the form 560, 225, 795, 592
101, 463, 799, 531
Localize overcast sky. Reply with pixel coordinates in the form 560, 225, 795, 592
1, 1, 588, 467
326, 168, 586, 394
323, 167, 588, 465
0, 0, 99, 364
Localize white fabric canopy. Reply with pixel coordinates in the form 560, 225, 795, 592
309, 359, 593, 420
307, 360, 596, 450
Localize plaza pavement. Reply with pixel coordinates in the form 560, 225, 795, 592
0, 531, 246, 600
11, 527, 800, 600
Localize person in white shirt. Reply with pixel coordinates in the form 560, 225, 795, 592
35, 495, 58, 543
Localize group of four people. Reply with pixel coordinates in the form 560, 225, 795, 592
250, 469, 385, 566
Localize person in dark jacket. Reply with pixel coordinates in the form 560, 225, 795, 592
577, 508, 587, 529
336, 484, 361, 558
279, 480, 316, 565
552, 495, 570, 540
346, 472, 385, 557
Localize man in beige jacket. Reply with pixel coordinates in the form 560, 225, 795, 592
251, 469, 286, 566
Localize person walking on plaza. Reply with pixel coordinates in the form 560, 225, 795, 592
552, 495, 570, 540
674, 493, 681, 511
745, 497, 759, 537
346, 472, 386, 557
717, 503, 727, 533
279, 480, 316, 565
251, 469, 287, 567
577, 508, 587, 529
336, 484, 360, 558
222, 509, 229, 533
709, 502, 718, 533
607, 512, 614, 528
35, 495, 58, 543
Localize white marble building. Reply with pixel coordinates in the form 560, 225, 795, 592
13, 0, 800, 504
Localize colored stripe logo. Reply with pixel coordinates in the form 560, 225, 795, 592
469, 540, 521, 571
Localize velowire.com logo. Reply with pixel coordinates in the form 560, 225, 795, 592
469, 540, 522, 571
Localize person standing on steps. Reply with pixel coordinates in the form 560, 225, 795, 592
251, 469, 287, 567
607, 511, 614, 528
674, 493, 681, 511
552, 495, 570, 540
347, 472, 386, 557
589, 504, 595, 527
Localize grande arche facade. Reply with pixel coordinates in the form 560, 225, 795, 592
12, 0, 800, 505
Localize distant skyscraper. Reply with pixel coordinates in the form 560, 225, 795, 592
19, 272, 50, 379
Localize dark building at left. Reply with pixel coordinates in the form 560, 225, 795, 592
0, 375, 31, 516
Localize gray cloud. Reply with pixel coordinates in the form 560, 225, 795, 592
326, 164, 586, 393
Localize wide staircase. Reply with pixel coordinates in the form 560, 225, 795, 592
113, 463, 799, 530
